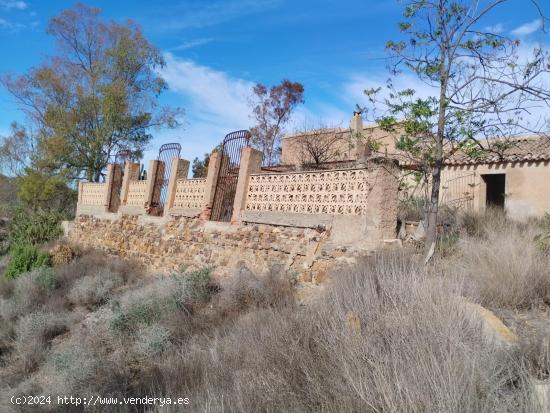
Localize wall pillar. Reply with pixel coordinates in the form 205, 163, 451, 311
200, 151, 222, 220
164, 158, 190, 217
103, 164, 115, 213
363, 159, 400, 240
144, 160, 164, 215
77, 181, 84, 204
231, 147, 263, 224
120, 162, 140, 207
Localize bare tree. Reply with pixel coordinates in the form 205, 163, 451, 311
363, 0, 550, 262
293, 122, 350, 168
249, 80, 305, 166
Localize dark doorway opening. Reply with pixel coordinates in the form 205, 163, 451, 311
482, 174, 506, 208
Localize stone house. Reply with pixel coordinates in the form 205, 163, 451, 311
281, 113, 550, 220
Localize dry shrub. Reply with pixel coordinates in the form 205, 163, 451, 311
456, 215, 550, 309
49, 243, 80, 267
56, 250, 142, 286
521, 336, 550, 380
147, 251, 536, 413
216, 265, 294, 313
15, 311, 69, 372
68, 270, 124, 308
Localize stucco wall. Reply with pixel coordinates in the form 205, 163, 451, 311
441, 161, 550, 219
281, 125, 398, 166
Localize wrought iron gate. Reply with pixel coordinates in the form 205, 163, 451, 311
210, 130, 251, 222
150, 143, 181, 216
440, 173, 476, 210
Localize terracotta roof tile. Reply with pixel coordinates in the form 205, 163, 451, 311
445, 135, 550, 165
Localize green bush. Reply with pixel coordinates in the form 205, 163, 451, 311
110, 301, 165, 333
4, 244, 51, 279
175, 267, 214, 302
535, 213, 550, 250
134, 324, 171, 356
36, 267, 58, 291
8, 208, 62, 248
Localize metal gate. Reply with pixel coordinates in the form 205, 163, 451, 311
150, 143, 181, 216
210, 130, 251, 222
440, 173, 476, 210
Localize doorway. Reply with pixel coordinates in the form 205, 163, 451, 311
482, 174, 506, 208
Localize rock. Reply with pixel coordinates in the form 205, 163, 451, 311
413, 220, 426, 241
465, 302, 519, 348
383, 239, 403, 248
532, 379, 550, 411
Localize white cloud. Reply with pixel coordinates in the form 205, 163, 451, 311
0, 1, 27, 10
511, 19, 541, 37
172, 38, 215, 51
0, 17, 24, 30
158, 0, 281, 31
342, 72, 438, 113
483, 23, 505, 34
144, 53, 255, 162
150, 53, 353, 164
161, 53, 253, 127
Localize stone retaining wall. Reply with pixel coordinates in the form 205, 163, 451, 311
68, 215, 354, 283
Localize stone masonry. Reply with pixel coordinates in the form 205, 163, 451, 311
69, 214, 354, 284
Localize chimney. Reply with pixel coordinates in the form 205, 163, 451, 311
350, 111, 363, 136
351, 111, 369, 166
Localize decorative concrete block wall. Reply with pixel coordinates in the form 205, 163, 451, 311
244, 169, 372, 215
169, 178, 207, 217
239, 159, 399, 244
80, 182, 107, 206
125, 181, 147, 207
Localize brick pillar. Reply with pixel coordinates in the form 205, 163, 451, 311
108, 164, 124, 213
144, 160, 165, 215
231, 147, 263, 224
103, 164, 115, 212
76, 181, 84, 216
77, 181, 84, 204
200, 151, 222, 220
120, 162, 140, 207
164, 158, 190, 217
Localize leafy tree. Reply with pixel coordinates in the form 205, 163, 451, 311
0, 122, 34, 177
249, 80, 305, 166
1, 3, 182, 182
18, 171, 76, 217
363, 0, 550, 261
192, 153, 211, 178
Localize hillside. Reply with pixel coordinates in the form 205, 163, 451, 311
0, 211, 549, 412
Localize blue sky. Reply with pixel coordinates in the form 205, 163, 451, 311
0, 0, 548, 163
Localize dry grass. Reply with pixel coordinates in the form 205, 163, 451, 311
0, 222, 549, 412
454, 211, 550, 309
147, 251, 538, 413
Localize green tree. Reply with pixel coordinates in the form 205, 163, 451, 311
249, 80, 305, 166
18, 171, 76, 217
192, 153, 211, 178
1, 3, 182, 182
0, 122, 34, 177
363, 0, 549, 261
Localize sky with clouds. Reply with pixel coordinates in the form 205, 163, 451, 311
0, 0, 548, 162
